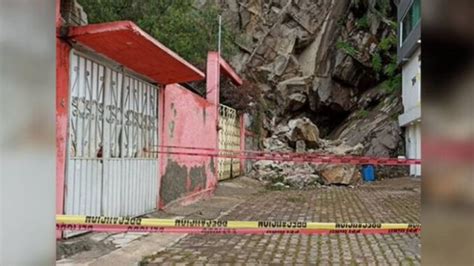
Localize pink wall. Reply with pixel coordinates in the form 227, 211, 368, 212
158, 84, 218, 208
157, 52, 243, 208
158, 52, 245, 208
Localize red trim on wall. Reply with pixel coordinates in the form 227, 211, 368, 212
56, 39, 71, 238
219, 57, 243, 86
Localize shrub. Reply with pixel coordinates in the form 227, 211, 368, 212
336, 41, 358, 57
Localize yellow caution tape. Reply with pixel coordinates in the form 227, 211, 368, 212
57, 215, 420, 230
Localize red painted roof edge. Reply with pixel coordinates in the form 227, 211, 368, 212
67, 21, 205, 81
218, 55, 243, 86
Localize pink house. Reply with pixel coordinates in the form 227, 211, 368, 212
56, 1, 244, 237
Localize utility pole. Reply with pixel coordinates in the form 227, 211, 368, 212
218, 15, 222, 55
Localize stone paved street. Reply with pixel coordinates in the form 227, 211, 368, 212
142, 177, 421, 265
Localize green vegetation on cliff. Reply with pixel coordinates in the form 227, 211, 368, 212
78, 0, 237, 67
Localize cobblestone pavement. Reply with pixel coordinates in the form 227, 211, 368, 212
143, 177, 421, 265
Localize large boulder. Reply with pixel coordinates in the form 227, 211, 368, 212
319, 164, 362, 185
286, 117, 320, 148
276, 76, 312, 112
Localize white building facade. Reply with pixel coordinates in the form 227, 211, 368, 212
397, 0, 421, 176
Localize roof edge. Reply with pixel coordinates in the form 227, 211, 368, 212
68, 21, 205, 83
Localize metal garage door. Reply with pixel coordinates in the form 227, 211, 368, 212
64, 50, 159, 224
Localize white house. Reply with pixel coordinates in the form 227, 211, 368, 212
396, 0, 421, 176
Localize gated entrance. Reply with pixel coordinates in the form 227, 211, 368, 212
218, 104, 241, 180
65, 50, 159, 223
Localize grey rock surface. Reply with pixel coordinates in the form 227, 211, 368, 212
221, 0, 402, 160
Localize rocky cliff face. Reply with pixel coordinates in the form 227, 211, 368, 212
217, 0, 404, 160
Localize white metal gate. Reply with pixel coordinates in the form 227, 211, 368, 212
65, 50, 159, 224
218, 104, 241, 180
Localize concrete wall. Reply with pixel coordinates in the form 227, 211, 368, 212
399, 48, 421, 126
158, 84, 218, 207
399, 48, 421, 176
